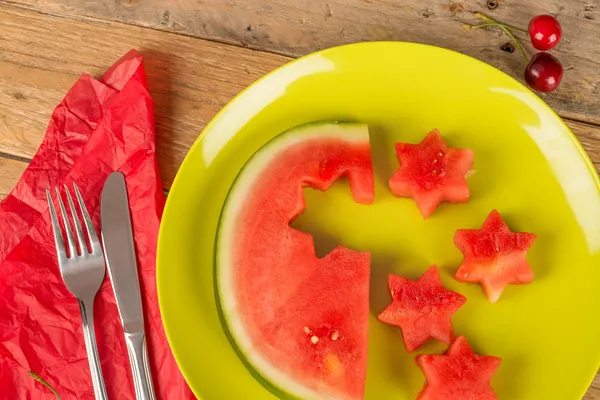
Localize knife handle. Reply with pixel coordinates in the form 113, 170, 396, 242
125, 331, 156, 400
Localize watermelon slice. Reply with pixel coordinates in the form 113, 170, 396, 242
389, 129, 474, 218
454, 209, 536, 303
216, 122, 374, 400
416, 336, 502, 400
377, 266, 466, 352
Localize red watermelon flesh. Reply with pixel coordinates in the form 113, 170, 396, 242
217, 123, 374, 400
416, 336, 502, 400
389, 129, 474, 218
454, 209, 536, 303
377, 266, 466, 352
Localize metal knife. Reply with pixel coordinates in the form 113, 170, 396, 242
101, 172, 156, 400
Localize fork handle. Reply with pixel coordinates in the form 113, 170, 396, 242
125, 331, 156, 400
79, 299, 108, 400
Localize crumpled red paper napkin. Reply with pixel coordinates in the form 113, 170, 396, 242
0, 50, 194, 400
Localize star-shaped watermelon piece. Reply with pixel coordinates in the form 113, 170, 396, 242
416, 335, 502, 400
377, 266, 466, 352
389, 129, 474, 218
454, 209, 537, 303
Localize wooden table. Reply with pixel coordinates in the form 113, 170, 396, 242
0, 0, 598, 397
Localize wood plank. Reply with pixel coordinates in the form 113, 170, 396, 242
3, 0, 600, 124
0, 3, 289, 188
0, 156, 27, 199
578, 121, 600, 172
586, 375, 600, 400
1, 3, 600, 186
1, 114, 598, 199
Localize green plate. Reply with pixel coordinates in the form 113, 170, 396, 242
157, 42, 600, 399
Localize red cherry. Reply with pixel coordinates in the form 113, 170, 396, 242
524, 52, 563, 92
528, 14, 562, 50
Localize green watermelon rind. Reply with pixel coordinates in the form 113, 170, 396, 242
214, 121, 371, 400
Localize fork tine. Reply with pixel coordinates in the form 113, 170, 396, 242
64, 184, 87, 254
46, 190, 67, 260
55, 187, 77, 258
74, 183, 102, 254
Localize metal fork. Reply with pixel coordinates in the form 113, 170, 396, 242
46, 184, 108, 400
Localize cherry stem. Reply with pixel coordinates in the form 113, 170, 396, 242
499, 25, 529, 61
28, 371, 61, 400
467, 12, 529, 62
465, 22, 524, 32
474, 13, 527, 33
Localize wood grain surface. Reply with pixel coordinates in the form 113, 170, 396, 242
589, 378, 600, 400
0, 156, 27, 198
0, 1, 600, 398
0, 3, 288, 187
3, 0, 600, 123
1, 3, 600, 186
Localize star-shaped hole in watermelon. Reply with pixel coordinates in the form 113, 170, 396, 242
416, 335, 502, 400
377, 266, 466, 352
454, 209, 537, 303
389, 129, 474, 218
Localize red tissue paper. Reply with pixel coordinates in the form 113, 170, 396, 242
0, 50, 194, 399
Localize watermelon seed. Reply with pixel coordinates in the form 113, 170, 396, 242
303, 326, 311, 334
311, 335, 320, 344
331, 331, 340, 341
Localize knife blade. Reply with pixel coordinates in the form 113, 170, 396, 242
101, 172, 155, 400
